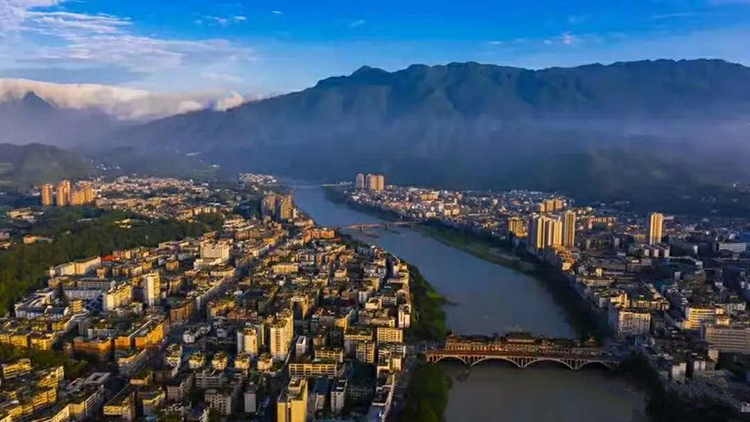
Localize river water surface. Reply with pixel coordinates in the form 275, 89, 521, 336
292, 183, 646, 422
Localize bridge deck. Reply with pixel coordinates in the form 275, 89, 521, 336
424, 349, 623, 370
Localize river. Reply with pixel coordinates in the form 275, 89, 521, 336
291, 183, 646, 422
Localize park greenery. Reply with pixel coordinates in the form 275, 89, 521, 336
0, 344, 88, 379
403, 362, 451, 422
0, 207, 223, 315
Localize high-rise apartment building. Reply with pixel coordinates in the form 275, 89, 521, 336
56, 180, 71, 207
364, 174, 385, 192
261, 195, 278, 217
507, 217, 527, 237
355, 173, 365, 190
237, 326, 259, 357
609, 307, 651, 337
539, 198, 565, 213
528, 214, 562, 251
277, 378, 308, 422
375, 175, 385, 191
276, 195, 294, 221
261, 194, 295, 222
81, 182, 96, 203
563, 210, 576, 249
647, 212, 664, 246
144, 273, 159, 306
70, 189, 86, 206
545, 217, 563, 248
270, 310, 294, 361
41, 184, 54, 206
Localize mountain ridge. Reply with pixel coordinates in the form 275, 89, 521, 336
4, 58, 750, 212
0, 143, 91, 188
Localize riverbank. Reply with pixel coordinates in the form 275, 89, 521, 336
337, 230, 447, 342
324, 186, 607, 341
403, 362, 451, 422
417, 221, 609, 341
406, 263, 448, 342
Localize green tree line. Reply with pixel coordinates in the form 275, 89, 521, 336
0, 209, 223, 314
0, 344, 88, 379
403, 362, 451, 422
407, 264, 448, 342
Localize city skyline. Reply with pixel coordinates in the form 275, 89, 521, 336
2, 0, 750, 94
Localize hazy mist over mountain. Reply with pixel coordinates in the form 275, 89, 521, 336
0, 79, 256, 147
3, 59, 750, 210
104, 59, 750, 207
0, 79, 250, 120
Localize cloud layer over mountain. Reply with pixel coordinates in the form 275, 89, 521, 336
0, 78, 254, 120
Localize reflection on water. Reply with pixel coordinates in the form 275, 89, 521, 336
443, 363, 647, 422
291, 183, 646, 422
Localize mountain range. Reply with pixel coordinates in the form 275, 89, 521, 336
3, 59, 750, 213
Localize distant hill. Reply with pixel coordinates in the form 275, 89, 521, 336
0, 92, 123, 148
0, 79, 255, 149
0, 143, 91, 187
109, 59, 750, 211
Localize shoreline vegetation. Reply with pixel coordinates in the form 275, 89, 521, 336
406, 263, 448, 342
403, 361, 451, 422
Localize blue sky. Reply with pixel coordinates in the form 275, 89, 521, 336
1, 0, 750, 95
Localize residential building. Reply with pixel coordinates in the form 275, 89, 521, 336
56, 180, 71, 207
355, 173, 365, 190
609, 307, 651, 337
277, 378, 307, 422
647, 212, 664, 245
702, 324, 750, 354
563, 210, 576, 248
41, 184, 54, 207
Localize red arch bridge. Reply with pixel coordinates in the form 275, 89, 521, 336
424, 349, 624, 371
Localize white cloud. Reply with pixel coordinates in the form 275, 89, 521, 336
0, 0, 58, 31
198, 14, 246, 27
0, 1, 256, 91
488, 38, 528, 46
213, 91, 246, 111
0, 78, 250, 120
649, 12, 695, 20
25, 11, 132, 34
543, 32, 579, 46
203, 71, 244, 84
271, 10, 283, 15
202, 15, 229, 26
561, 32, 577, 45
349, 19, 366, 28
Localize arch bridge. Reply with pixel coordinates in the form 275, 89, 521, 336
336, 221, 421, 230
425, 350, 622, 370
